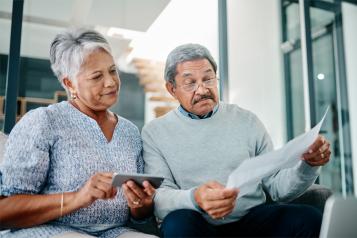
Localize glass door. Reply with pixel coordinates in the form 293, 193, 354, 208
309, 5, 353, 195
282, 0, 353, 195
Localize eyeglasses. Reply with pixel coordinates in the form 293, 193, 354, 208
177, 78, 217, 92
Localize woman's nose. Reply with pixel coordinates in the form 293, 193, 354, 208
104, 74, 117, 87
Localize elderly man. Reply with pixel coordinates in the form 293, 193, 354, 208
142, 43, 331, 237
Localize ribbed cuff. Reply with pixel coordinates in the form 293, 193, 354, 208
298, 160, 321, 177
190, 188, 205, 214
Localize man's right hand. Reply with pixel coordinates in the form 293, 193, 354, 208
194, 181, 239, 219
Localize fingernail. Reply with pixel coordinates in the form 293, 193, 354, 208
309, 149, 313, 154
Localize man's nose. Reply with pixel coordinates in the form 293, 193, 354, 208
195, 83, 209, 94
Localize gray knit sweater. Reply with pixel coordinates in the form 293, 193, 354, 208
142, 102, 319, 225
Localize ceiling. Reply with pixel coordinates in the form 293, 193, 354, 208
0, 0, 170, 67
0, 0, 218, 102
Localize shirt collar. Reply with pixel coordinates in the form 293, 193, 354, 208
178, 103, 219, 119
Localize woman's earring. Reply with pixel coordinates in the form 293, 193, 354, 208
71, 93, 77, 100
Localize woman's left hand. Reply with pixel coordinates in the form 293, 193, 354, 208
122, 180, 155, 209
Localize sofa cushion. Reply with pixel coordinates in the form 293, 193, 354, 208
0, 131, 7, 164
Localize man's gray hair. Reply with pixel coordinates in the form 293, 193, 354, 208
49, 28, 112, 90
164, 43, 217, 85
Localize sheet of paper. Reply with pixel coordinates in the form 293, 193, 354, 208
226, 108, 329, 196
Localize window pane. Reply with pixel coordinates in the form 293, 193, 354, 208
289, 49, 306, 137
0, 0, 14, 129
286, 3, 300, 40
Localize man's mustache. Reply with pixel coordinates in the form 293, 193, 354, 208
192, 94, 214, 105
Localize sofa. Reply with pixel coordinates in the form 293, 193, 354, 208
0, 131, 332, 235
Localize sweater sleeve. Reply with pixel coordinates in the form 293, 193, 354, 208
251, 114, 320, 202
263, 161, 320, 202
0, 108, 53, 196
141, 126, 198, 220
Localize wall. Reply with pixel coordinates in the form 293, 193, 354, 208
342, 2, 357, 196
227, 0, 286, 148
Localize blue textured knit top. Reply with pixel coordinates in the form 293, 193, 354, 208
0, 101, 143, 237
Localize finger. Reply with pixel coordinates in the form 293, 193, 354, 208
205, 181, 225, 189
306, 135, 326, 154
98, 172, 115, 178
110, 187, 118, 198
89, 187, 107, 199
306, 157, 330, 166
94, 181, 114, 198
97, 174, 114, 186
95, 175, 114, 188
209, 205, 235, 219
320, 141, 331, 153
206, 188, 238, 201
304, 145, 331, 164
122, 184, 138, 199
126, 181, 146, 199
222, 188, 239, 199
122, 184, 142, 207
142, 181, 156, 196
202, 196, 237, 211
93, 172, 114, 183
305, 151, 331, 166
303, 142, 330, 161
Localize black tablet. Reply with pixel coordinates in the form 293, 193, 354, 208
112, 173, 164, 189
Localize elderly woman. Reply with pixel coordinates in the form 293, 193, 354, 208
0, 29, 157, 238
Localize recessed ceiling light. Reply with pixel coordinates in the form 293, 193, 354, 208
317, 73, 325, 80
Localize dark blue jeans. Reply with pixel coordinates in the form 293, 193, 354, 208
161, 204, 322, 237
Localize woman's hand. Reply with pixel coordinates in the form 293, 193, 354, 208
74, 172, 117, 208
122, 180, 156, 219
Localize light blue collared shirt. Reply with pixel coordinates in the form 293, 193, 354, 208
178, 103, 219, 119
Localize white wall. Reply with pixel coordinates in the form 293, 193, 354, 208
342, 2, 357, 196
227, 0, 286, 148
0, 19, 62, 59
0, 19, 128, 61
129, 0, 218, 62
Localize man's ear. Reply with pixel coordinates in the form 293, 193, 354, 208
166, 82, 178, 100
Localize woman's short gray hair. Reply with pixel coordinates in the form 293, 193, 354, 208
49, 28, 112, 88
164, 43, 217, 85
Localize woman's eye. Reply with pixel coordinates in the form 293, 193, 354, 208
92, 74, 102, 80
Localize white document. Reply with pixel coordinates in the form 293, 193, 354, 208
226, 108, 329, 196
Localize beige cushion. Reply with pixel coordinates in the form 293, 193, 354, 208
0, 131, 7, 164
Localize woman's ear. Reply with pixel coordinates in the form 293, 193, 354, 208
165, 82, 177, 100
63, 77, 75, 95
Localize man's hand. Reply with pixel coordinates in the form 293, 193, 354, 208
194, 181, 238, 219
303, 135, 331, 166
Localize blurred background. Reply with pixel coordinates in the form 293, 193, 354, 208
1, 0, 356, 197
